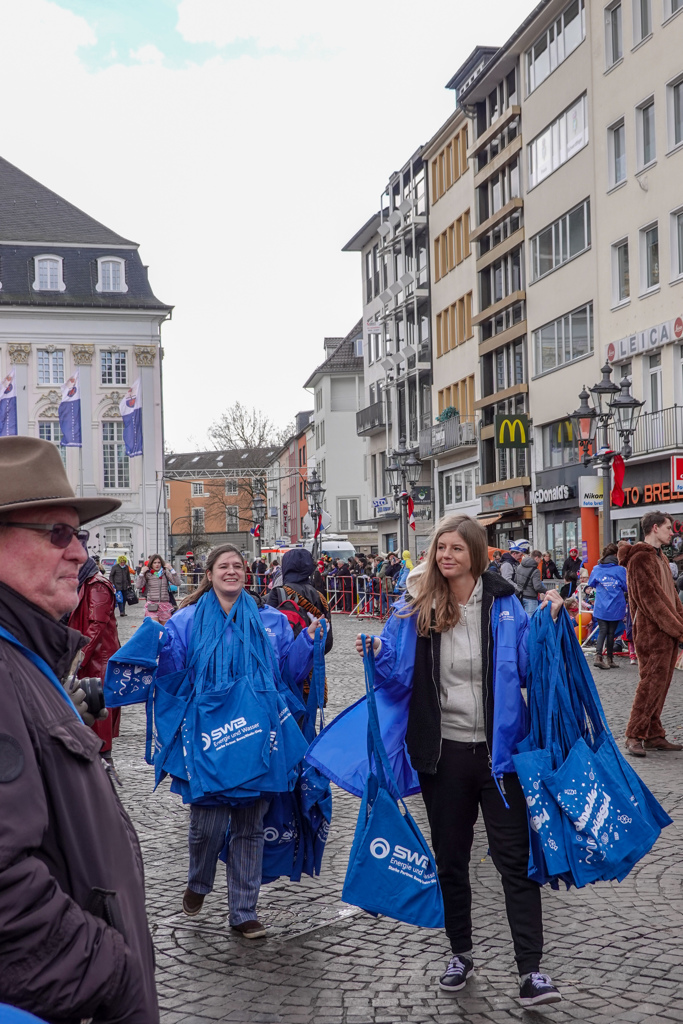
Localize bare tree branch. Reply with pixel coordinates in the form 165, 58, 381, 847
208, 401, 280, 451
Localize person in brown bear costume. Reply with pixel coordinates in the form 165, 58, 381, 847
620, 510, 683, 757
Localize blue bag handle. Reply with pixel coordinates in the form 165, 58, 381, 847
361, 635, 408, 807
0, 624, 81, 721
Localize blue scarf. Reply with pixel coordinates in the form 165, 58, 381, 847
188, 588, 280, 696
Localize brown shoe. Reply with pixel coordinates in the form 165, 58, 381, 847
604, 655, 614, 669
594, 654, 606, 669
625, 738, 646, 757
231, 919, 267, 939
644, 737, 683, 751
182, 888, 205, 916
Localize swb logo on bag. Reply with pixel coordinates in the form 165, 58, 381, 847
201, 715, 261, 752
369, 834, 433, 878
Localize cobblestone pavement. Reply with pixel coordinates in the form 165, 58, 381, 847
114, 606, 683, 1023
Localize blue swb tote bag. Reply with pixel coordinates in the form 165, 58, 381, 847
341, 638, 444, 929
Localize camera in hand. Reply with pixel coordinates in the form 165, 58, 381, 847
80, 676, 105, 718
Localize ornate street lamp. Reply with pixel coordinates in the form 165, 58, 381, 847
589, 362, 620, 418
569, 386, 598, 465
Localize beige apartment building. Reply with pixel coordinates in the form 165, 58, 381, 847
422, 48, 497, 523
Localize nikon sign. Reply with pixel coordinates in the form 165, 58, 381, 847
579, 475, 604, 508
494, 414, 530, 449
532, 484, 574, 505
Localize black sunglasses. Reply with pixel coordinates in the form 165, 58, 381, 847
7, 522, 90, 549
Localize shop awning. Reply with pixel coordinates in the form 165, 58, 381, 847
476, 513, 504, 526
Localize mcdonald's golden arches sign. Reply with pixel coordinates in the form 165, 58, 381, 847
494, 414, 530, 449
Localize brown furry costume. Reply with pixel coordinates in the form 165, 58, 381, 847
620, 541, 683, 740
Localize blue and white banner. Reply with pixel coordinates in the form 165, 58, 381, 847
119, 379, 143, 458
58, 370, 82, 447
0, 368, 17, 437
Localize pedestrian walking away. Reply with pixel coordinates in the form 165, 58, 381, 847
0, 435, 158, 1023
136, 554, 180, 624
499, 542, 523, 585
515, 548, 545, 618
156, 543, 322, 939
68, 553, 122, 766
109, 553, 132, 616
620, 511, 683, 757
587, 543, 628, 670
310, 514, 563, 1008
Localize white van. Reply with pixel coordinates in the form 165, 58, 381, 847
304, 535, 357, 563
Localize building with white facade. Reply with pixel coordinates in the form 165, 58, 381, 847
304, 320, 377, 553
0, 156, 170, 563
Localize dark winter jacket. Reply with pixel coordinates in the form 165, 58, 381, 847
109, 562, 131, 593
561, 555, 582, 583
0, 583, 158, 1023
499, 551, 518, 585
266, 548, 333, 654
540, 558, 560, 581
405, 570, 527, 775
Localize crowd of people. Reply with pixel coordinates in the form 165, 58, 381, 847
2, 435, 683, 1020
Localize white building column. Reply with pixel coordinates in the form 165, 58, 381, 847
9, 344, 31, 435
72, 345, 96, 497
135, 344, 159, 558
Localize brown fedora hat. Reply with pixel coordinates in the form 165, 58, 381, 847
0, 436, 121, 524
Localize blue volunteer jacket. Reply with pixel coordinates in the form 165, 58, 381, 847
307, 583, 530, 797
158, 596, 314, 684
587, 559, 628, 621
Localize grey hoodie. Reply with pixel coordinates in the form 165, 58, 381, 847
515, 555, 543, 600
405, 565, 485, 744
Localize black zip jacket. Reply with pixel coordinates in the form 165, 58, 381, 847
405, 571, 516, 775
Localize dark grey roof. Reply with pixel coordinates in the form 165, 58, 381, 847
0, 245, 170, 311
304, 318, 363, 388
165, 448, 278, 475
0, 156, 136, 245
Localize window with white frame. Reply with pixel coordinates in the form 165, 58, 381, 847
639, 222, 659, 291
33, 255, 65, 292
96, 257, 127, 293
636, 98, 656, 168
191, 481, 204, 496
608, 119, 627, 187
605, 1, 623, 67
441, 465, 479, 508
670, 208, 683, 279
632, 0, 651, 43
533, 302, 593, 375
37, 348, 65, 385
226, 506, 239, 532
38, 420, 66, 467
666, 0, 683, 15
527, 94, 589, 188
105, 526, 132, 549
102, 421, 130, 489
225, 479, 238, 494
611, 239, 630, 303
526, 0, 585, 94
529, 198, 590, 282
666, 74, 683, 151
338, 497, 359, 532
100, 349, 127, 386
192, 507, 205, 530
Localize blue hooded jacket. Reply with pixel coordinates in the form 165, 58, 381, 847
158, 594, 314, 683
587, 558, 628, 621
306, 571, 530, 797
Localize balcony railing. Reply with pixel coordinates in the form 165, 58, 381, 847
607, 405, 683, 457
419, 415, 477, 459
356, 400, 386, 437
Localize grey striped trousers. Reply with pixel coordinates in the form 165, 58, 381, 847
187, 799, 269, 926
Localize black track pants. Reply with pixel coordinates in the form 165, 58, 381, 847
418, 739, 543, 974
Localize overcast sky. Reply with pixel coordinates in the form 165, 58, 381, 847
1, 0, 536, 451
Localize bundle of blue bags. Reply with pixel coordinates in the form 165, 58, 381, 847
514, 605, 671, 889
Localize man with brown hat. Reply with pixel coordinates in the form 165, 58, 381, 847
0, 437, 158, 1022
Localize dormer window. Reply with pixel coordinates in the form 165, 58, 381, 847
96, 257, 127, 293
33, 255, 65, 292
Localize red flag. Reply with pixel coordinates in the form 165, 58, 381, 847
611, 454, 625, 508
407, 496, 416, 531
314, 512, 322, 538
250, 523, 260, 539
